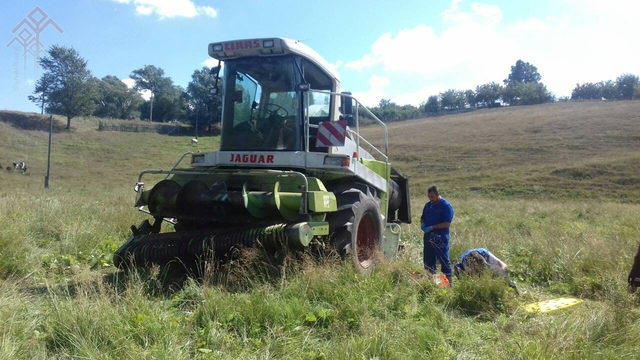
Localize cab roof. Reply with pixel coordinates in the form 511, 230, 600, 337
208, 38, 340, 82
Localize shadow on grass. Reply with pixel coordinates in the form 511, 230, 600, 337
98, 244, 342, 297
21, 243, 340, 302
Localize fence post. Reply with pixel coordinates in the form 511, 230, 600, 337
44, 115, 52, 189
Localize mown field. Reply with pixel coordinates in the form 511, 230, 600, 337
0, 102, 639, 359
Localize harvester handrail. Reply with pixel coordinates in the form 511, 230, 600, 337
347, 129, 387, 160
138, 168, 310, 215
164, 152, 195, 180
307, 89, 389, 159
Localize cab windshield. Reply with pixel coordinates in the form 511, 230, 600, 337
220, 56, 302, 151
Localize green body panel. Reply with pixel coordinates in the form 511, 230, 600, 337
308, 191, 337, 212
307, 222, 329, 236
360, 159, 389, 179
139, 173, 337, 222
360, 158, 391, 218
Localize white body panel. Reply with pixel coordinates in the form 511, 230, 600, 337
191, 148, 386, 192
209, 38, 340, 81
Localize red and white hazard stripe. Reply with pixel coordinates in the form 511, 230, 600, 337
316, 120, 347, 147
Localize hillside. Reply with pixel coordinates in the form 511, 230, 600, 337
4, 100, 639, 198
0, 103, 639, 359
0, 111, 219, 190
364, 100, 640, 199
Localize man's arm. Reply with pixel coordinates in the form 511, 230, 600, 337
486, 251, 508, 276
431, 203, 454, 230
431, 222, 451, 230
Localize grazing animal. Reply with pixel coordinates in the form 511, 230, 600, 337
191, 138, 199, 144
12, 162, 27, 174
629, 244, 640, 294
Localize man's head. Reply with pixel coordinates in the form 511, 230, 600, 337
464, 251, 488, 276
427, 185, 441, 203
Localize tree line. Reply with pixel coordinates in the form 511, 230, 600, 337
369, 60, 556, 122
30, 46, 640, 129
571, 74, 640, 101
30, 45, 221, 131
369, 60, 640, 122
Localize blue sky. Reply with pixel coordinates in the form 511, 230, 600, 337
1, 0, 639, 111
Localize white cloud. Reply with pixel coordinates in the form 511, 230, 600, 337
345, 55, 377, 71
135, 5, 153, 15
469, 3, 502, 24
122, 78, 152, 100
327, 60, 343, 75
112, 0, 219, 19
202, 58, 218, 68
198, 5, 218, 18
352, 75, 391, 107
121, 78, 136, 88
343, 0, 640, 104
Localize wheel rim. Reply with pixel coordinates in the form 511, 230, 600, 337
356, 212, 377, 268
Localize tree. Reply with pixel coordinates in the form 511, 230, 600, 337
28, 73, 55, 114
599, 80, 619, 100
464, 89, 477, 108
504, 60, 541, 85
31, 45, 99, 129
130, 65, 171, 122
439, 89, 466, 110
94, 75, 143, 119
140, 85, 186, 123
475, 82, 503, 107
378, 99, 392, 109
616, 73, 639, 100
503, 82, 553, 106
424, 95, 440, 114
572, 80, 621, 100
571, 82, 600, 100
370, 100, 421, 122
185, 67, 222, 133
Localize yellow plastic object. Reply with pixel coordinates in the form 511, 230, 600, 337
524, 297, 583, 313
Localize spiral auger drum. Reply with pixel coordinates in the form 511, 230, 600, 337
114, 38, 412, 273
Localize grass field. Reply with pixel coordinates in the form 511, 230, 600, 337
0, 102, 639, 359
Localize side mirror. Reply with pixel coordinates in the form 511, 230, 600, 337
298, 83, 310, 92
343, 115, 355, 127
210, 88, 219, 96
209, 65, 221, 76
341, 92, 353, 116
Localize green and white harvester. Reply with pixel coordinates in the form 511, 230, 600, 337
114, 38, 411, 273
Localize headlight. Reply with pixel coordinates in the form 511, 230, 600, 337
263, 39, 275, 48
211, 43, 223, 52
191, 154, 205, 164
324, 156, 350, 167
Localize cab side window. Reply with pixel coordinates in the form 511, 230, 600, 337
303, 61, 332, 125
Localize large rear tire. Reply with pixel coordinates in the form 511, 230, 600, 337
328, 184, 383, 274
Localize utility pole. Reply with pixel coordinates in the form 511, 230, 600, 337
150, 93, 154, 122
45, 115, 53, 189
195, 102, 199, 140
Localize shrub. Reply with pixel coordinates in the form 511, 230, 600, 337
440, 275, 518, 319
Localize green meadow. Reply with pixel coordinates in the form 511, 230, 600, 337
0, 101, 639, 359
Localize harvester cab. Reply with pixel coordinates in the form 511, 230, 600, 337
114, 38, 411, 274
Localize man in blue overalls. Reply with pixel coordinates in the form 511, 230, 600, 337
421, 186, 455, 285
